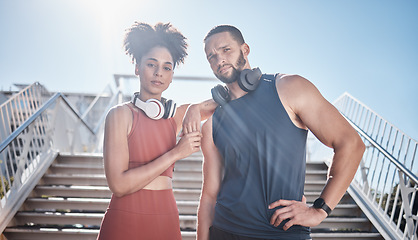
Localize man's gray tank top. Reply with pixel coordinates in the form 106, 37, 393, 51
212, 73, 311, 239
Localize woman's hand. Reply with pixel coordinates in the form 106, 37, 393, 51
174, 131, 202, 160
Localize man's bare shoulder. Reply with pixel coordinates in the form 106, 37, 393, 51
274, 73, 323, 127
276, 73, 311, 89
276, 73, 319, 99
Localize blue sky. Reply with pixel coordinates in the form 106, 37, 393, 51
0, 0, 417, 140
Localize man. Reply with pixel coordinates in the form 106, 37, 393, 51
196, 25, 365, 240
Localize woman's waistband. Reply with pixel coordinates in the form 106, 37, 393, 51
108, 189, 178, 214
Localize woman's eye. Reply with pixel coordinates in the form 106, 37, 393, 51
164, 67, 172, 71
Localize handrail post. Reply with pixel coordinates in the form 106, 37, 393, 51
398, 170, 418, 240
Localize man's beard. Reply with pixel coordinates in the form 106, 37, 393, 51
215, 51, 246, 84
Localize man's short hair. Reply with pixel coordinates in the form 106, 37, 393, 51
204, 25, 245, 45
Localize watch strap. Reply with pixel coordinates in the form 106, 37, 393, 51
313, 197, 332, 216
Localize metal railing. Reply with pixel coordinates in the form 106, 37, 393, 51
310, 92, 417, 240
0, 82, 121, 232
0, 83, 50, 144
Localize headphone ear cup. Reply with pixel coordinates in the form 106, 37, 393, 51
162, 99, 177, 119
145, 99, 165, 120
238, 67, 262, 92
211, 84, 231, 106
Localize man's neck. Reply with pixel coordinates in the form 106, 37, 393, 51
227, 81, 248, 100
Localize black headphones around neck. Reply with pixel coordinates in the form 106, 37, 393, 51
131, 92, 176, 120
211, 67, 262, 106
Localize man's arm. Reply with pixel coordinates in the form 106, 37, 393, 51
269, 75, 365, 230
182, 99, 218, 134
197, 117, 223, 240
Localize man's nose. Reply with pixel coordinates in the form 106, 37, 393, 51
215, 56, 226, 68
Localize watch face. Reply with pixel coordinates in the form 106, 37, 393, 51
314, 198, 325, 208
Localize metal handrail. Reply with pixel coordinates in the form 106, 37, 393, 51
309, 92, 418, 240
346, 116, 418, 184
0, 93, 94, 153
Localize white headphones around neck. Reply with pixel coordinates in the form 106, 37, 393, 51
131, 92, 176, 120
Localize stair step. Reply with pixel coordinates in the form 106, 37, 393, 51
173, 177, 202, 189
315, 217, 373, 231
14, 211, 104, 226
305, 170, 328, 181
34, 185, 111, 198
305, 161, 329, 171
173, 189, 201, 201
24, 198, 109, 212
177, 201, 198, 214
181, 231, 196, 240
304, 180, 327, 191
173, 169, 203, 179
50, 163, 104, 175
42, 174, 108, 186
174, 158, 202, 171
304, 191, 353, 204
56, 153, 103, 165
179, 215, 197, 230
310, 232, 384, 240
325, 204, 361, 217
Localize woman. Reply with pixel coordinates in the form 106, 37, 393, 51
97, 22, 212, 240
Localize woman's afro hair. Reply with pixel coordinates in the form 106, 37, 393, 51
123, 22, 188, 68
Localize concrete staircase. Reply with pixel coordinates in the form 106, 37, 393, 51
2, 152, 383, 240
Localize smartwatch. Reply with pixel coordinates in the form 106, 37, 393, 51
313, 197, 332, 216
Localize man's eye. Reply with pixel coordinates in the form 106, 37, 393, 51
164, 67, 172, 71
147, 63, 155, 67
